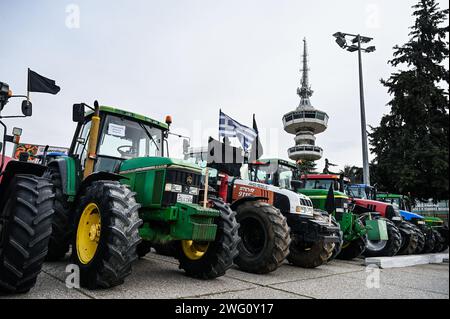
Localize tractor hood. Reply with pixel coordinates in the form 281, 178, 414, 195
119, 157, 202, 174
399, 210, 424, 221
298, 189, 348, 199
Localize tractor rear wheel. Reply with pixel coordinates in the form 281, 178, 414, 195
364, 219, 402, 257
337, 236, 367, 260
234, 200, 290, 274
176, 198, 239, 279
421, 227, 436, 253
397, 221, 419, 255
0, 175, 54, 294
72, 181, 141, 289
44, 167, 72, 261
432, 229, 445, 253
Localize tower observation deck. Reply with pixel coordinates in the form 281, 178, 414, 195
283, 38, 328, 161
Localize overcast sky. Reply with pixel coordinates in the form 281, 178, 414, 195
1, 0, 448, 171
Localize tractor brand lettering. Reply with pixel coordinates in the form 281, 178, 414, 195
236, 186, 256, 198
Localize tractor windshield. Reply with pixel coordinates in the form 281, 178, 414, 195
303, 179, 334, 190
98, 114, 163, 159
247, 162, 293, 189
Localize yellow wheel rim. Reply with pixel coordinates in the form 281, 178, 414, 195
76, 203, 101, 264
181, 240, 209, 260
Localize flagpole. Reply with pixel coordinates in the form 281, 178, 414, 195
27, 68, 30, 102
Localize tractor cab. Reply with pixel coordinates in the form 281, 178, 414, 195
247, 158, 299, 190
70, 104, 167, 175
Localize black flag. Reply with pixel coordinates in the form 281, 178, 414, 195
325, 185, 336, 215
28, 69, 60, 94
249, 114, 264, 162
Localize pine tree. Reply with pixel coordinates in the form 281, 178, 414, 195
370, 0, 449, 201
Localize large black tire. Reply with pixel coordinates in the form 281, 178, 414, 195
432, 229, 445, 253
337, 236, 367, 260
71, 181, 142, 289
364, 219, 402, 257
437, 224, 449, 252
0, 175, 54, 294
287, 212, 334, 268
421, 227, 436, 253
44, 167, 72, 261
411, 224, 425, 254
397, 221, 419, 255
234, 201, 290, 274
176, 198, 239, 279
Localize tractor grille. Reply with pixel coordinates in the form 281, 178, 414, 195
162, 169, 202, 206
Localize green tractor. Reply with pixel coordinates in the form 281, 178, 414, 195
44, 102, 239, 289
1, 81, 55, 294
253, 159, 388, 260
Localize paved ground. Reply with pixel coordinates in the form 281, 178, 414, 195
2, 252, 449, 299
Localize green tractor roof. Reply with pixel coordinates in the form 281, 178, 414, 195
87, 105, 169, 130
376, 193, 404, 199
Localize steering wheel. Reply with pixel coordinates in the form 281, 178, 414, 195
117, 145, 137, 158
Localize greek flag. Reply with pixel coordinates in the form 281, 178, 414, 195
219, 110, 257, 151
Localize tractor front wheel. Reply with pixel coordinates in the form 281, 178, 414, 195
397, 221, 419, 255
234, 200, 290, 274
431, 229, 445, 253
0, 175, 54, 294
175, 198, 239, 279
72, 181, 141, 289
364, 219, 402, 257
421, 227, 436, 253
412, 225, 426, 254
337, 235, 367, 260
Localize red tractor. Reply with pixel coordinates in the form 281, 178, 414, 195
346, 184, 420, 256
1, 81, 54, 294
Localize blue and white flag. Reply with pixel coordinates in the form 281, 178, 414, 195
219, 110, 257, 151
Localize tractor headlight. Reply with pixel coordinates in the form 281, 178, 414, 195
296, 206, 306, 214
165, 183, 183, 193
189, 187, 199, 195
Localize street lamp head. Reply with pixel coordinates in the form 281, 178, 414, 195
332, 32, 345, 38
346, 45, 359, 52
365, 46, 376, 53
335, 37, 347, 49
351, 36, 373, 44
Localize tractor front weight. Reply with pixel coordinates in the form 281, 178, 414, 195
138, 202, 219, 243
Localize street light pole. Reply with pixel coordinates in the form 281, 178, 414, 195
356, 35, 370, 186
333, 32, 375, 186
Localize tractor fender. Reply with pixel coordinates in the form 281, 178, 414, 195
73, 171, 129, 204
358, 211, 383, 221
47, 157, 78, 197
230, 196, 268, 211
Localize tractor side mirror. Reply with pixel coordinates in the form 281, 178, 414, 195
21, 100, 32, 116
73, 103, 85, 122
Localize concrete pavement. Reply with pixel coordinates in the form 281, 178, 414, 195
1, 252, 448, 299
